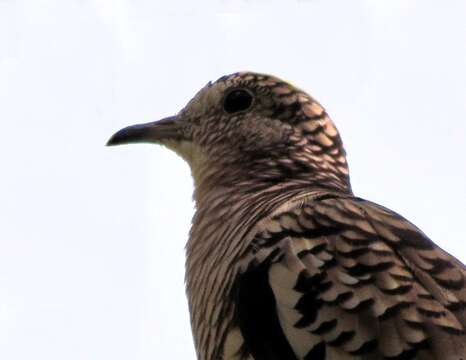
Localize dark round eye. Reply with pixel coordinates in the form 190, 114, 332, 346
223, 89, 253, 113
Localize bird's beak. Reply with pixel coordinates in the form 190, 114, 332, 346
106, 116, 182, 146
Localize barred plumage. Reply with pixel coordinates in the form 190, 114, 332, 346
108, 72, 466, 359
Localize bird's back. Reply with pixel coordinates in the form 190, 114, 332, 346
233, 193, 466, 360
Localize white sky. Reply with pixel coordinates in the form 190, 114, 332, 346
0, 1, 465, 359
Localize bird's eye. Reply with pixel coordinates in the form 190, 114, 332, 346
223, 89, 253, 113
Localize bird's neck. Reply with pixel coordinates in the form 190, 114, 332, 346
190, 153, 352, 207
186, 157, 350, 359
186, 164, 343, 360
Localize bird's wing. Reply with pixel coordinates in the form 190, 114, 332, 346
234, 195, 466, 360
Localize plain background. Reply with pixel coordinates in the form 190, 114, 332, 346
0, 1, 465, 359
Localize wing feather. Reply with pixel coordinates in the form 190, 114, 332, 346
235, 195, 466, 359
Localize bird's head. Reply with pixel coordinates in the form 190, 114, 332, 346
107, 72, 351, 199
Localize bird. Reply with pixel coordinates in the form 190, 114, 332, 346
107, 72, 466, 360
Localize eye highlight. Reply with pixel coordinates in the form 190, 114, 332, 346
223, 89, 253, 113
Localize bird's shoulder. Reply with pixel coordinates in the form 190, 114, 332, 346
234, 194, 466, 359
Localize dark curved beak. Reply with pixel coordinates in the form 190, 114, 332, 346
106, 116, 181, 146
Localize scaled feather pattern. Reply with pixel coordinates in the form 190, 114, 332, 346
108, 72, 466, 360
